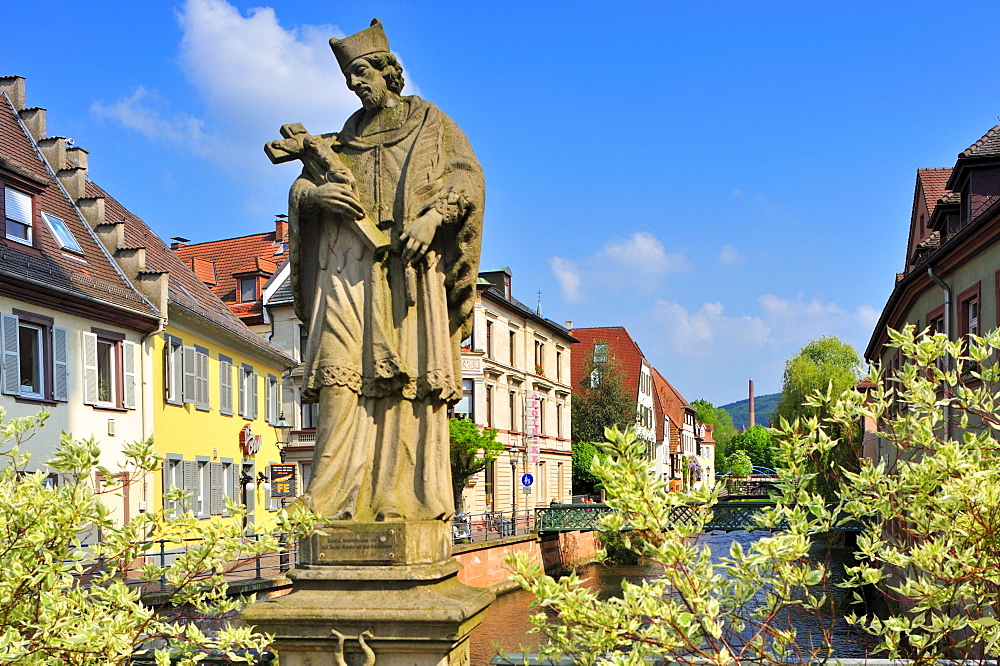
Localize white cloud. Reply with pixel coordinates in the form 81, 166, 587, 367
731, 188, 744, 197
718, 243, 744, 265
651, 300, 770, 356
550, 256, 583, 302
549, 231, 689, 302
91, 87, 230, 160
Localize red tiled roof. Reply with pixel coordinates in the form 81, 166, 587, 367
569, 326, 647, 403
916, 168, 952, 220
175, 230, 286, 326
0, 92, 158, 325
652, 368, 691, 454
84, 180, 294, 366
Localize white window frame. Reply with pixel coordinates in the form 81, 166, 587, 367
164, 334, 184, 406
239, 364, 257, 420
4, 185, 33, 246
41, 212, 82, 253
16, 322, 44, 400
265, 374, 279, 424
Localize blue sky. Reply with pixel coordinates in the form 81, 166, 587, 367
7, 1, 1000, 405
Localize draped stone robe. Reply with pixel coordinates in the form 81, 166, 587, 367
289, 95, 484, 522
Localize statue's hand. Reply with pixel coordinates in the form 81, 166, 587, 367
401, 209, 442, 264
308, 182, 365, 220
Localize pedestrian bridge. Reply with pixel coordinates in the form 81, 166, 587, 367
533, 501, 862, 533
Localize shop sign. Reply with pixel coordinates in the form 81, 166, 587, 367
270, 464, 297, 498
240, 423, 262, 456
524, 391, 541, 436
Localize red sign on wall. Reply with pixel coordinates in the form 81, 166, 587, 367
239, 423, 261, 456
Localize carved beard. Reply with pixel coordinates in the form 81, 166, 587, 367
355, 82, 387, 111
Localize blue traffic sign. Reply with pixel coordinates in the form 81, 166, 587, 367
521, 473, 534, 487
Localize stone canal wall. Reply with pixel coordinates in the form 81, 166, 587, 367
454, 531, 598, 593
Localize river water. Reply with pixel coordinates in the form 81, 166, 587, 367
469, 530, 878, 665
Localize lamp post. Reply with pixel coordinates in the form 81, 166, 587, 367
506, 447, 518, 525
272, 412, 292, 462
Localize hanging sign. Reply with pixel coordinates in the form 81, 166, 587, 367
524, 391, 541, 436
239, 423, 262, 456
270, 464, 297, 498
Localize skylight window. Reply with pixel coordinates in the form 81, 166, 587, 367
42, 212, 82, 253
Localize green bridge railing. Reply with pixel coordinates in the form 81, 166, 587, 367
534, 502, 862, 533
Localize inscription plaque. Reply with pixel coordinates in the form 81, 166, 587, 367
312, 527, 401, 564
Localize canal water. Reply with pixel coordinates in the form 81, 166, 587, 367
469, 530, 877, 665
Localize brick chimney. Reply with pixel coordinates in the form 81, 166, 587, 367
275, 214, 289, 242
0, 76, 26, 110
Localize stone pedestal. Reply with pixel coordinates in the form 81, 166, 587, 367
242, 521, 495, 665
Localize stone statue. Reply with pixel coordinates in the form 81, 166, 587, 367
268, 18, 484, 523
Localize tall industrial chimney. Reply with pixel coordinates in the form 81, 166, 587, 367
748, 379, 755, 429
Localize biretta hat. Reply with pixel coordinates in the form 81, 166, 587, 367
330, 18, 390, 71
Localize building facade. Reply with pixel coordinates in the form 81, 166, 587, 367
867, 125, 1000, 464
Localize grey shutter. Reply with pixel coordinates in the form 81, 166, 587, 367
182, 346, 196, 404
199, 350, 210, 410
266, 374, 276, 423
82, 332, 98, 405
122, 340, 136, 409
227, 462, 239, 505
183, 460, 199, 513
250, 372, 259, 420
209, 462, 224, 515
1, 314, 19, 395
238, 367, 246, 417
52, 327, 68, 402
219, 356, 232, 416
162, 460, 174, 515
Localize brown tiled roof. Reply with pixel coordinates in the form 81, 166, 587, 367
569, 326, 646, 403
916, 168, 952, 220
0, 92, 158, 326
84, 180, 295, 367
175, 231, 286, 326
960, 125, 1000, 158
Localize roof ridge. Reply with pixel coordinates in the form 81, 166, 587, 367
178, 230, 275, 248
960, 125, 1000, 158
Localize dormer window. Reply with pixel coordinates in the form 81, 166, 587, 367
4, 185, 33, 245
239, 277, 258, 302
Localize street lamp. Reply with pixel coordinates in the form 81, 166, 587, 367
272, 412, 292, 462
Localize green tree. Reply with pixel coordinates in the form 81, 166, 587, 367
774, 335, 862, 424
571, 441, 601, 496
507, 327, 1000, 663
727, 449, 752, 477
571, 347, 633, 446
727, 424, 776, 469
449, 418, 504, 514
692, 398, 736, 473
0, 408, 317, 664
775, 335, 863, 498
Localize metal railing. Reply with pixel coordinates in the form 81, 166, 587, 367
113, 532, 298, 594
452, 509, 536, 544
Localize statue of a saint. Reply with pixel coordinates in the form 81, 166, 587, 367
273, 19, 484, 522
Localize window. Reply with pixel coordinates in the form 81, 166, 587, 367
266, 374, 280, 424
509, 330, 516, 366
509, 391, 517, 432
590, 367, 602, 388
4, 185, 32, 245
301, 399, 318, 429
221, 458, 238, 516
162, 454, 185, 516
958, 283, 981, 340
534, 340, 545, 374
486, 320, 493, 359
164, 335, 183, 405
453, 379, 473, 418
485, 385, 493, 428
299, 324, 308, 362
239, 277, 257, 302
556, 351, 562, 382
265, 464, 282, 511
238, 364, 258, 419
41, 212, 82, 253
82, 329, 136, 409
556, 404, 562, 439
0, 312, 67, 402
593, 341, 609, 364
219, 354, 234, 416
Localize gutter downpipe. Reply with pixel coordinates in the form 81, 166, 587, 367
927, 265, 952, 434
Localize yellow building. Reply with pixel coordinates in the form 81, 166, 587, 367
91, 185, 297, 526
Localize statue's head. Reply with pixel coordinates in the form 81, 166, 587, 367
330, 19, 405, 110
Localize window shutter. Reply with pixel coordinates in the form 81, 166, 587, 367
4, 187, 32, 225
227, 462, 239, 505
219, 357, 232, 416
251, 373, 259, 420
209, 462, 224, 515
1, 314, 20, 395
183, 460, 199, 513
182, 346, 196, 404
200, 350, 209, 410
163, 460, 175, 515
122, 340, 137, 409
52, 327, 68, 402
82, 332, 98, 405
266, 374, 277, 423
238, 367, 246, 417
